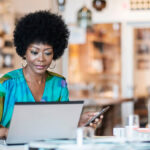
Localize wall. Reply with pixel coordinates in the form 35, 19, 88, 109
12, 0, 50, 13
63, 0, 150, 24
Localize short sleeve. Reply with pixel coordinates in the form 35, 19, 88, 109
0, 83, 6, 125
60, 79, 69, 102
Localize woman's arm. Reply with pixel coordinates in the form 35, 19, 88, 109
0, 79, 8, 137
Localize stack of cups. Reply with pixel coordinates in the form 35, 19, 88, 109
113, 114, 140, 141
125, 114, 140, 141
113, 127, 126, 138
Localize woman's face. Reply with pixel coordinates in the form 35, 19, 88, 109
24, 43, 54, 74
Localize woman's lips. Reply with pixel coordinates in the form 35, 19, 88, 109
35, 65, 46, 69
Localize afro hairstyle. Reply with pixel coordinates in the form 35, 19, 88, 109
13, 10, 69, 60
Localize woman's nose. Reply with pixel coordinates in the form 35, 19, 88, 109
38, 53, 45, 61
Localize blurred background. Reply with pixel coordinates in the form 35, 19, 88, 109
1, 0, 150, 135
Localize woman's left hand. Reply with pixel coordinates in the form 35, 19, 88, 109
0, 127, 8, 139
78, 112, 103, 129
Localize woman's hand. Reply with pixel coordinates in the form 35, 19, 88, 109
78, 112, 103, 129
0, 127, 8, 139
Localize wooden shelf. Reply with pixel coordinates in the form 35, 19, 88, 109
68, 23, 121, 99
134, 28, 150, 97
135, 40, 150, 44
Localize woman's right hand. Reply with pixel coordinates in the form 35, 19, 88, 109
0, 127, 8, 139
78, 112, 103, 129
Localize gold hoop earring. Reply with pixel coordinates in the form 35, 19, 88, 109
49, 61, 56, 69
21, 59, 27, 68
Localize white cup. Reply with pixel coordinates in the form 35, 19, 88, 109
126, 114, 139, 128
76, 127, 94, 146
113, 128, 125, 138
125, 114, 140, 140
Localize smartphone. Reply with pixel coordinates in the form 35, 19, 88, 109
84, 106, 110, 127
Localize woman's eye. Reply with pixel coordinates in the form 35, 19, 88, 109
45, 52, 52, 56
31, 51, 38, 55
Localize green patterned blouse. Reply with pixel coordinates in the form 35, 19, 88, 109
0, 68, 69, 128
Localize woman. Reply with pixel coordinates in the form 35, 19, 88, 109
0, 11, 102, 138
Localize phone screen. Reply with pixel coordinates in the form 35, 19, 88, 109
84, 106, 110, 127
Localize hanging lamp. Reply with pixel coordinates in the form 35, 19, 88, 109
77, 6, 92, 29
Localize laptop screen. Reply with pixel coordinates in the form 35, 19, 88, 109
6, 101, 84, 144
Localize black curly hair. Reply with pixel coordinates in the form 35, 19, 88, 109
13, 10, 69, 60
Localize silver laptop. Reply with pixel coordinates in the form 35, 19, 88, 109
5, 101, 84, 145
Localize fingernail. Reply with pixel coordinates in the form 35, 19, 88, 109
100, 115, 103, 119
95, 118, 99, 122
90, 123, 93, 126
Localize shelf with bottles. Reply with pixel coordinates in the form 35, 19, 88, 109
88, 56, 120, 75
87, 72, 121, 79
135, 28, 150, 40
68, 23, 121, 99
135, 44, 150, 57
134, 28, 150, 97
135, 40, 150, 44
69, 81, 121, 100
92, 48, 120, 59
0, 0, 15, 74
